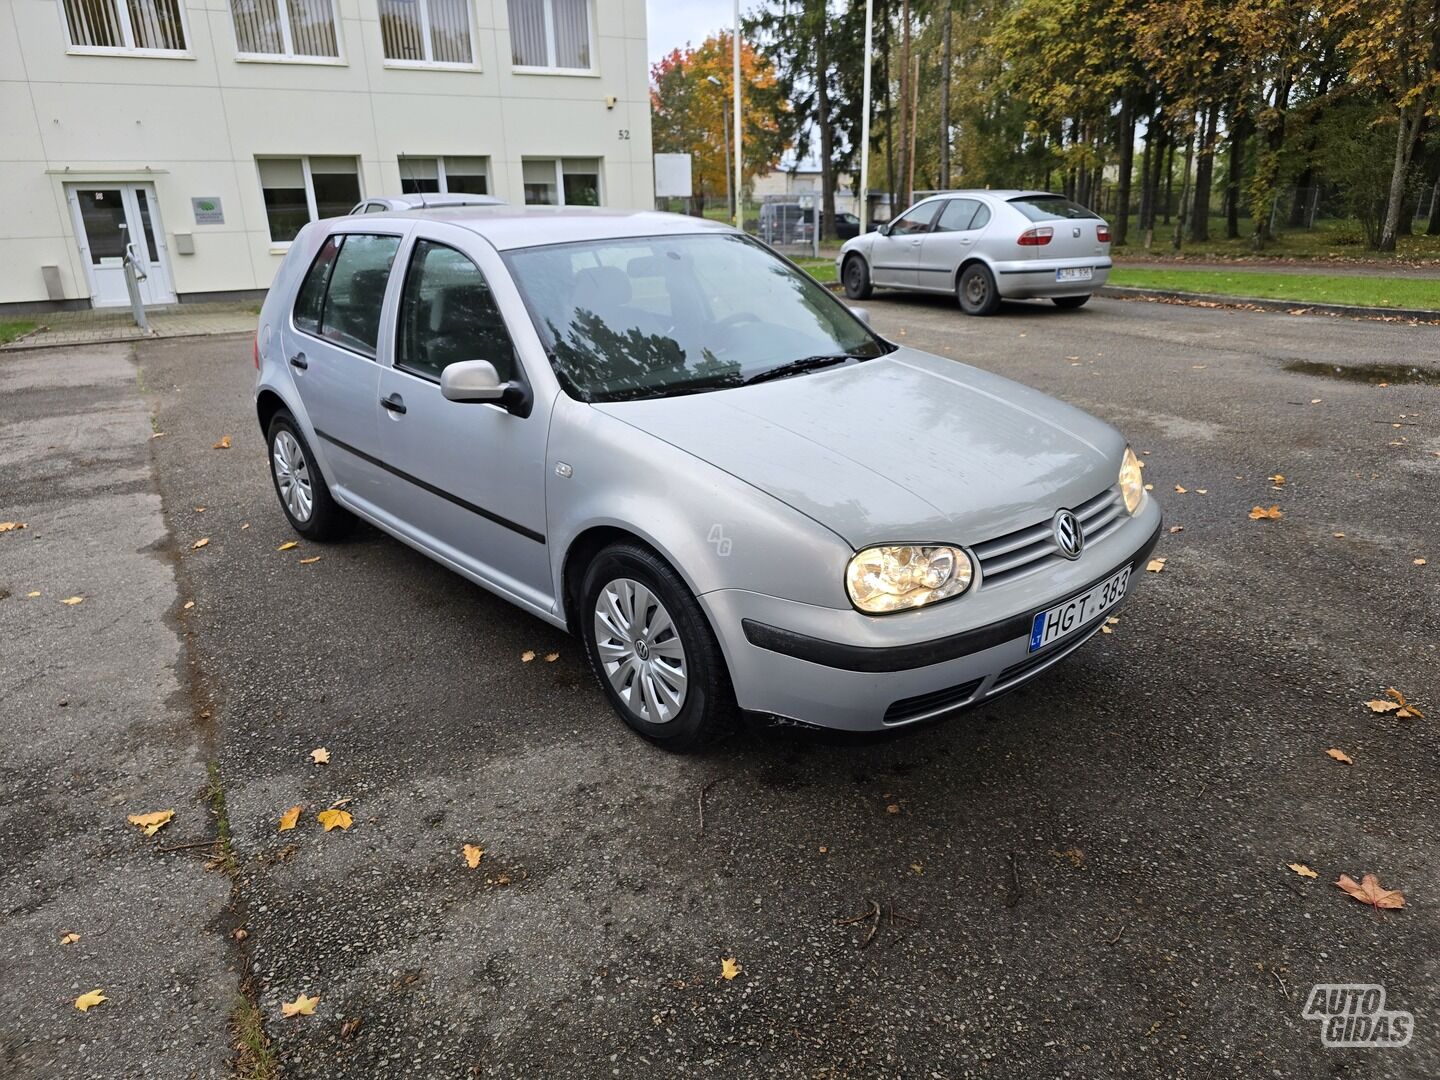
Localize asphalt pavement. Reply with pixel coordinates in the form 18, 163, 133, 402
3, 295, 1437, 1078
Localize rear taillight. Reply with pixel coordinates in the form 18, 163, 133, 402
253, 332, 260, 369
1096, 224, 1111, 243
1018, 226, 1053, 246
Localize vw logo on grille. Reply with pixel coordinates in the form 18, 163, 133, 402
1053, 509, 1084, 560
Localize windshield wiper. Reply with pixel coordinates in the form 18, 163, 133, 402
743, 353, 859, 386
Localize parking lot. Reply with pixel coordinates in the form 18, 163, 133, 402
3, 296, 1438, 1077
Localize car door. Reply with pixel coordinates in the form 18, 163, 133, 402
283, 229, 405, 508
869, 201, 941, 288
372, 228, 554, 612
916, 198, 986, 292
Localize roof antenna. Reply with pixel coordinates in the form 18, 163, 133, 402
400, 153, 428, 209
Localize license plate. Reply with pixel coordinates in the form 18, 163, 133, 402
1028, 566, 1130, 652
1056, 267, 1093, 282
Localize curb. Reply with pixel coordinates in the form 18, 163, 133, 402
1096, 285, 1440, 323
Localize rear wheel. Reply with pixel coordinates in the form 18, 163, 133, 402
579, 543, 734, 751
1052, 294, 1091, 309
842, 255, 873, 300
266, 412, 351, 541
956, 263, 1000, 316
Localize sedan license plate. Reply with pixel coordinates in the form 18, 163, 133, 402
1056, 266, 1093, 283
1028, 566, 1130, 652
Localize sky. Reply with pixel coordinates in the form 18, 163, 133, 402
647, 0, 739, 65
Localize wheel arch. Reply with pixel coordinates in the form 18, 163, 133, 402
256, 387, 289, 435
560, 524, 698, 637
954, 255, 993, 289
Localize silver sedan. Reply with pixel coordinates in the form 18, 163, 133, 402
838, 190, 1113, 315
254, 207, 1158, 749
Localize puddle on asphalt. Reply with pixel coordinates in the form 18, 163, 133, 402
1284, 360, 1439, 386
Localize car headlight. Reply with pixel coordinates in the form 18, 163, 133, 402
845, 544, 973, 613
1119, 445, 1144, 514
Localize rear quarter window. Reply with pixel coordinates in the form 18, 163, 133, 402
1008, 196, 1099, 222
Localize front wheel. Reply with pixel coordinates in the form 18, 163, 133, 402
579, 543, 734, 751
842, 255, 873, 300
266, 412, 351, 541
1052, 294, 1091, 309
956, 264, 1000, 316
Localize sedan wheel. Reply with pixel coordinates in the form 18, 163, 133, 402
265, 412, 351, 541
593, 577, 688, 725
842, 255, 872, 300
957, 263, 1000, 316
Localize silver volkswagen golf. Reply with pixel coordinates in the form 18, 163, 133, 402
254, 207, 1159, 749
838, 191, 1113, 315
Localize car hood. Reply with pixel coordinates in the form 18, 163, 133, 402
592, 348, 1126, 548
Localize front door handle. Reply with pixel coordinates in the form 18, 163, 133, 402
288, 352, 308, 370
380, 393, 407, 415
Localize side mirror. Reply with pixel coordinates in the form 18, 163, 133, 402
850, 306, 871, 325
875, 222, 891, 237
441, 359, 505, 402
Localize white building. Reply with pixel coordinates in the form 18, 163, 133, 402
0, 0, 652, 311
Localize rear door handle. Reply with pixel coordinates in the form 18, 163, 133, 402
288, 352, 308, 370
380, 393, 407, 415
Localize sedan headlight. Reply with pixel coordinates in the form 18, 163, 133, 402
845, 544, 973, 614
1119, 445, 1145, 515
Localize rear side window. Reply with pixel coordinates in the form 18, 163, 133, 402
934, 198, 982, 232
396, 240, 519, 382
970, 203, 992, 230
293, 235, 341, 335
319, 234, 401, 358
1008, 195, 1099, 221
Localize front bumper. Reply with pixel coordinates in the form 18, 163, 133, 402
701, 500, 1161, 731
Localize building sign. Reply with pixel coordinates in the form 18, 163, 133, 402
191, 197, 224, 225
654, 154, 692, 199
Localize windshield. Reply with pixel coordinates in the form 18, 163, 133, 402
1008, 195, 1100, 222
505, 233, 890, 403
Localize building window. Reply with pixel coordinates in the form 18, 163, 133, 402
522, 159, 600, 206
507, 0, 591, 71
62, 0, 188, 52
379, 0, 473, 66
398, 156, 490, 195
257, 156, 361, 244
230, 0, 339, 59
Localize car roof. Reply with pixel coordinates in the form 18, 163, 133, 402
915, 190, 1051, 201
341, 206, 737, 251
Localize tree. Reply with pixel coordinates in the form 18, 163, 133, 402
650, 35, 789, 213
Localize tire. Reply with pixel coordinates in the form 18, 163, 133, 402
579, 543, 735, 751
266, 411, 351, 541
1052, 294, 1091, 309
842, 255, 873, 300
956, 263, 1001, 316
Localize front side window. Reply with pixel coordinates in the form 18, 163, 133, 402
230, 0, 339, 58
318, 234, 401, 357
507, 0, 590, 70
399, 156, 490, 195
889, 202, 940, 236
505, 233, 888, 403
379, 0, 474, 65
396, 240, 518, 382
258, 156, 362, 244
62, 0, 187, 51
523, 158, 599, 206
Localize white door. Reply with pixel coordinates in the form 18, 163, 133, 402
68, 183, 176, 307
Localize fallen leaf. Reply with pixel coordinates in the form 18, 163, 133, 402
1267, 474, 1285, 485
885, 803, 901, 815
521, 650, 535, 663
1099, 624, 1114, 635
310, 747, 329, 764
720, 958, 741, 981
126, 809, 174, 836
183, 600, 195, 610
278, 805, 302, 832
463, 844, 484, 868
317, 808, 352, 832
59, 932, 80, 945
544, 652, 559, 662
74, 989, 107, 1012
1416, 558, 1428, 567
62, 596, 85, 606
1248, 505, 1283, 521
241, 523, 251, 530
1050, 847, 1085, 867
1143, 483, 1154, 491
1168, 525, 1184, 533
910, 862, 924, 875
1288, 863, 1319, 879
1326, 748, 1354, 765
340, 1017, 362, 1039
299, 556, 321, 565
0, 521, 26, 533
27, 591, 42, 597
192, 537, 210, 549
1196, 489, 1208, 495
1366, 698, 1402, 714
1174, 485, 1187, 493
151, 431, 166, 439
276, 541, 298, 551
194, 506, 206, 512
212, 435, 232, 449
1146, 558, 1167, 573
1336, 873, 1405, 911
1311, 398, 1321, 404
1382, 687, 1423, 719
232, 927, 249, 941
282, 993, 319, 1017
1333, 532, 1345, 538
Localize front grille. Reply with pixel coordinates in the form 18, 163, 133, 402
883, 677, 985, 725
972, 486, 1125, 588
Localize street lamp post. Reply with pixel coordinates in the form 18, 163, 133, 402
732, 0, 743, 230
859, 0, 873, 234
706, 75, 733, 220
